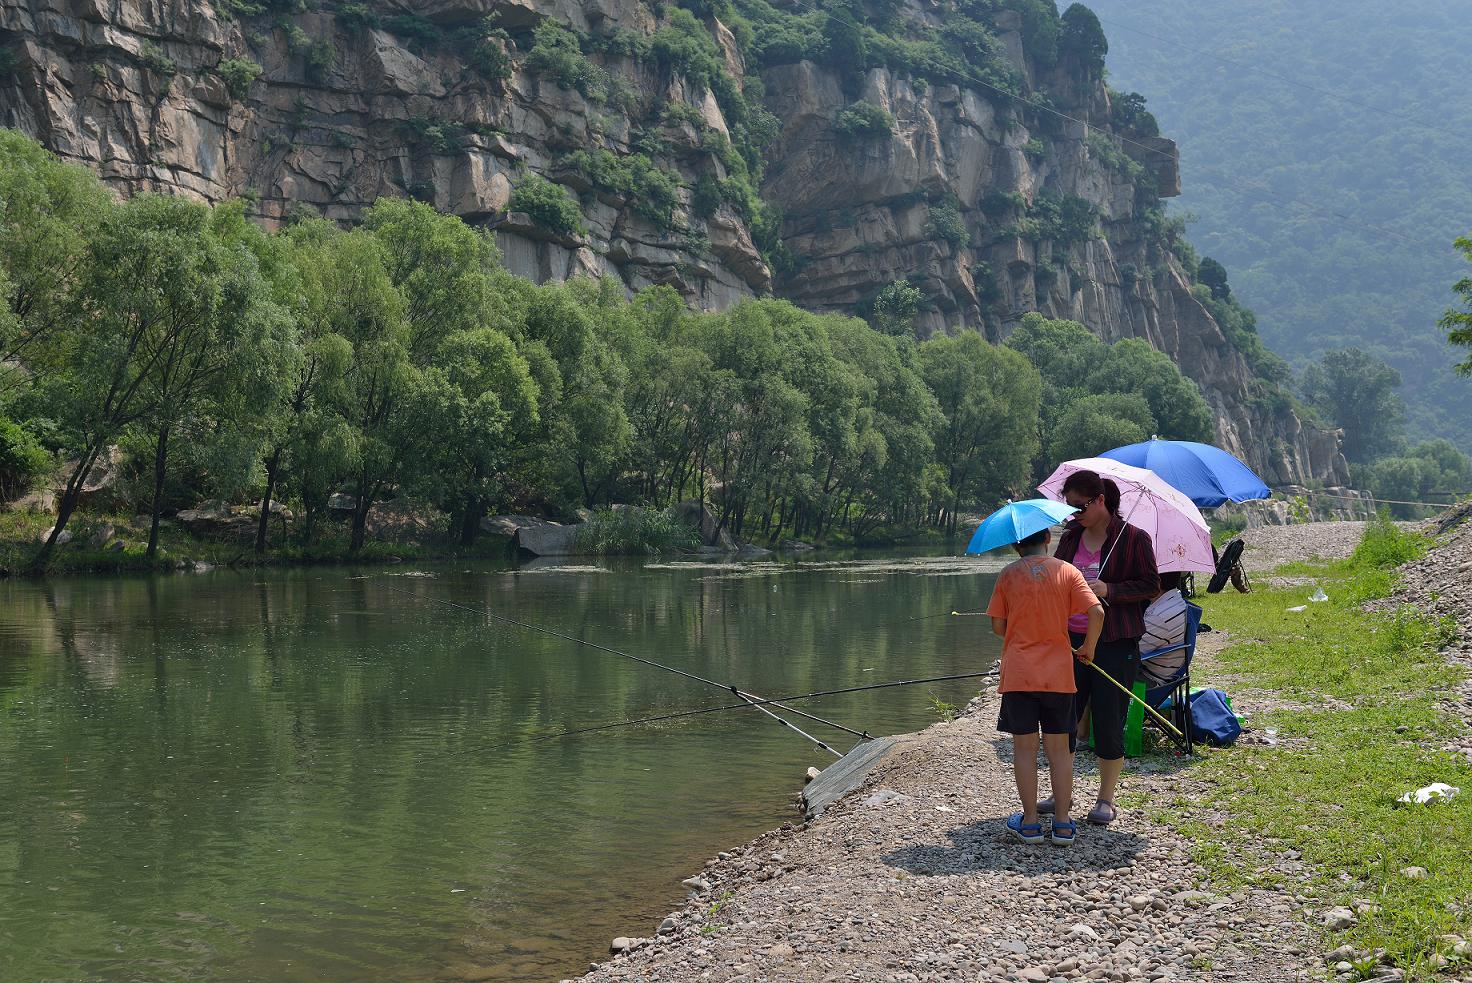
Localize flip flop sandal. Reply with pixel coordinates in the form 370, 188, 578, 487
1086, 799, 1118, 825
1006, 812, 1045, 844
1050, 818, 1078, 847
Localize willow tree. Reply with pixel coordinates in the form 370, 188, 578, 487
33, 194, 293, 566
0, 130, 112, 393
917, 331, 1041, 532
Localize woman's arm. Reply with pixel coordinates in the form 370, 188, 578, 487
1104, 525, 1160, 603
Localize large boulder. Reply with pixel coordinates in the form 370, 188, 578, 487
513, 520, 579, 556
71, 445, 125, 509
482, 514, 551, 541
38, 526, 73, 546
674, 500, 736, 550
176, 503, 255, 538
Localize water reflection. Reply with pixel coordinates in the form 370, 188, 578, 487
0, 552, 1002, 982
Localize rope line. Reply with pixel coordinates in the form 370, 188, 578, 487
377, 582, 865, 756
1306, 492, 1459, 510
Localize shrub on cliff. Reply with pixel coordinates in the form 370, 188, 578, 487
526, 21, 607, 99
923, 196, 970, 251
833, 101, 894, 140
558, 150, 682, 228
509, 174, 585, 237
218, 58, 262, 101
1059, 3, 1108, 77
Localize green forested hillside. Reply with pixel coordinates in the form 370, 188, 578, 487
1088, 0, 1472, 450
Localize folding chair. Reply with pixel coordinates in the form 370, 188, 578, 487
1125, 600, 1202, 755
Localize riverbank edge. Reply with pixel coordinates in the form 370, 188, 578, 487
0, 509, 955, 579
572, 521, 1470, 983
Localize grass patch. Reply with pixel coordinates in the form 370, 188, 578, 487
1169, 521, 1470, 975
572, 506, 700, 555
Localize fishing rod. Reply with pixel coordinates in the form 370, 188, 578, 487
485, 668, 1004, 752
377, 582, 866, 758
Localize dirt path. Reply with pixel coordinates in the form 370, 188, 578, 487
574, 521, 1452, 983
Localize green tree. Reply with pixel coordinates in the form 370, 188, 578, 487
917, 331, 1041, 532
401, 327, 539, 543
0, 130, 113, 391
509, 173, 585, 237
1444, 235, 1472, 375
870, 281, 923, 337
1197, 256, 1231, 300
1087, 338, 1212, 442
136, 200, 295, 559
0, 414, 49, 501
254, 219, 363, 551
822, 6, 868, 93
1300, 347, 1405, 464
1059, 3, 1107, 76
33, 194, 290, 565
1047, 392, 1153, 463
339, 198, 504, 551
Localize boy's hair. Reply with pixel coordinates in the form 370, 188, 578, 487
1016, 527, 1051, 549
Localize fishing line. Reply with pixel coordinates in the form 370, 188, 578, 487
485, 669, 1002, 752
377, 582, 866, 756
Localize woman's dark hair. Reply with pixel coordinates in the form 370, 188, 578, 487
1061, 469, 1121, 515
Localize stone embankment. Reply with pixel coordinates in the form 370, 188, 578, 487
573, 518, 1472, 983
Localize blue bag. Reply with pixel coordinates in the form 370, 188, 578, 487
1188, 688, 1242, 746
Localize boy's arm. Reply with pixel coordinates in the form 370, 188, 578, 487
1074, 604, 1104, 663
990, 617, 1006, 637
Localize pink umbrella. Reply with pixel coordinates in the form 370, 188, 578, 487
1038, 457, 1214, 573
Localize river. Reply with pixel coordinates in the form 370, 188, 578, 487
0, 550, 1003, 982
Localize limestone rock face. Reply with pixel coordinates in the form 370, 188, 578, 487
0, 0, 1338, 485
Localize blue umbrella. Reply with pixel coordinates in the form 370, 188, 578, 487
1099, 438, 1270, 508
966, 499, 1078, 555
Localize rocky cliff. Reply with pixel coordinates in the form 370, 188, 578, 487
0, 0, 1347, 487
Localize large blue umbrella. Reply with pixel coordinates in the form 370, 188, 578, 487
966, 499, 1078, 554
1100, 439, 1270, 507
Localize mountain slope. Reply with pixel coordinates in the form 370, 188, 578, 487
0, 0, 1348, 486
1088, 0, 1472, 450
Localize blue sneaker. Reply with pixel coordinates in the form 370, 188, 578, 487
1006, 812, 1045, 844
1050, 817, 1077, 847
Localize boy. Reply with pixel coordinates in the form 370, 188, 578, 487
986, 527, 1104, 846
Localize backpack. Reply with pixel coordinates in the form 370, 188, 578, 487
1189, 688, 1242, 746
1206, 538, 1248, 594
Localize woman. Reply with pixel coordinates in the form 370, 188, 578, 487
1045, 469, 1159, 825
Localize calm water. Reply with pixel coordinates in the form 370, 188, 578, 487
0, 551, 1003, 983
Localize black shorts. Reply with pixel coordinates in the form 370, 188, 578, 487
997, 691, 1076, 735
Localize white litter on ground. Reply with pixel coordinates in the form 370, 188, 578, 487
1396, 782, 1460, 805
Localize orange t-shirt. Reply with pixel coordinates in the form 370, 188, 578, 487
985, 556, 1100, 694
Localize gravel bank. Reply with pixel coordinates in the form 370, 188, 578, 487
575, 519, 1471, 983
1393, 501, 1472, 762
1236, 521, 1373, 571
578, 701, 1329, 982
